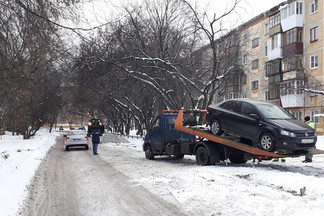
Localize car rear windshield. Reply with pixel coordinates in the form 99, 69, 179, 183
256, 104, 293, 119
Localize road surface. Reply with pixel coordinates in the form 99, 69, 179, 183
20, 135, 187, 216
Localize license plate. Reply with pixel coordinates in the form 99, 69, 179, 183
73, 138, 81, 141
301, 139, 314, 144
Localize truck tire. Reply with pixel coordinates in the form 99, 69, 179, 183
175, 154, 184, 159
196, 147, 210, 166
210, 119, 223, 136
145, 145, 154, 160
229, 153, 247, 164
259, 133, 275, 152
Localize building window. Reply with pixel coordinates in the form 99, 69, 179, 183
241, 74, 247, 84
251, 81, 258, 90
251, 59, 259, 69
310, 0, 318, 14
310, 55, 319, 69
310, 110, 319, 123
252, 38, 259, 48
264, 23, 269, 35
243, 34, 248, 43
310, 26, 319, 42
265, 91, 269, 101
270, 34, 279, 50
269, 13, 280, 28
265, 45, 268, 56
292, 111, 302, 120
242, 54, 247, 64
296, 2, 303, 14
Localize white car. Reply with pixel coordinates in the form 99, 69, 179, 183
64, 132, 89, 151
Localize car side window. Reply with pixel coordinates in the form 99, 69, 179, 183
152, 118, 160, 130
221, 101, 241, 113
241, 102, 258, 116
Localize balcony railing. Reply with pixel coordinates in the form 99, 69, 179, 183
282, 42, 303, 57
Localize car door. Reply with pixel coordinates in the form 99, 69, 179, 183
219, 101, 241, 134
149, 117, 163, 153
238, 102, 260, 140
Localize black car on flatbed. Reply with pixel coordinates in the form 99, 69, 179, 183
206, 99, 316, 153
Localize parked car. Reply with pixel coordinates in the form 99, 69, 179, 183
206, 99, 317, 152
64, 132, 89, 151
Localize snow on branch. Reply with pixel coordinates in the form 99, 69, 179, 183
304, 88, 324, 95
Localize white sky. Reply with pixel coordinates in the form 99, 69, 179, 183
74, 0, 286, 29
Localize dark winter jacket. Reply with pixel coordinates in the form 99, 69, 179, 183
91, 128, 102, 144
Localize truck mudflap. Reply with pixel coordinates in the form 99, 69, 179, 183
172, 110, 284, 158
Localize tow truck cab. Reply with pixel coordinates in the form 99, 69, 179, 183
143, 113, 195, 158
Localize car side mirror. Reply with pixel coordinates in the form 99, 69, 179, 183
250, 114, 259, 120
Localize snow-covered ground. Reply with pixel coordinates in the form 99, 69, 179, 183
1, 130, 324, 216
101, 134, 324, 216
0, 130, 58, 216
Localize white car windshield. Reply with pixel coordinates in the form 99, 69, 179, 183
256, 104, 293, 119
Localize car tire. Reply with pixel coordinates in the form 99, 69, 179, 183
85, 145, 89, 150
229, 153, 247, 164
196, 147, 210, 166
145, 145, 154, 160
210, 119, 223, 136
65, 146, 69, 151
259, 133, 275, 152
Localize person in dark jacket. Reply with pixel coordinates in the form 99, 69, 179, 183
91, 128, 102, 155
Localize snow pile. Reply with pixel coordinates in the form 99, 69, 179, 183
0, 130, 58, 216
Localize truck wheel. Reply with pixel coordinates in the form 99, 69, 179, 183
210, 119, 223, 136
259, 133, 275, 152
196, 147, 210, 166
175, 154, 184, 159
145, 145, 154, 160
229, 153, 247, 164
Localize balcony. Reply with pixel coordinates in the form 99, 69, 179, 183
226, 85, 240, 93
266, 59, 281, 76
282, 70, 304, 81
267, 33, 283, 61
281, 94, 304, 108
280, 1, 304, 32
282, 42, 303, 57
282, 55, 303, 73
269, 25, 281, 37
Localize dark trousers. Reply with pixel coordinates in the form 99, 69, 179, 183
92, 143, 99, 154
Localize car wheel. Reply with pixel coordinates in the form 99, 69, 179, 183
65, 146, 69, 151
85, 145, 89, 150
145, 145, 154, 160
210, 119, 223, 135
196, 147, 210, 166
259, 133, 275, 152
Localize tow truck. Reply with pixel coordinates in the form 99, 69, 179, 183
143, 110, 287, 165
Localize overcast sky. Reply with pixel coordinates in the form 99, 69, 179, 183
75, 0, 285, 28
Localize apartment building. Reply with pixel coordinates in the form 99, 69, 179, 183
220, 0, 323, 130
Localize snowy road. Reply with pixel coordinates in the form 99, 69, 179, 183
20, 135, 186, 216
20, 133, 324, 216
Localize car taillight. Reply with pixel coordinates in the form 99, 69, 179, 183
196, 136, 200, 141
84, 137, 88, 141
66, 137, 70, 142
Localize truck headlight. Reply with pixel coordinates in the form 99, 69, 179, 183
280, 130, 296, 137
